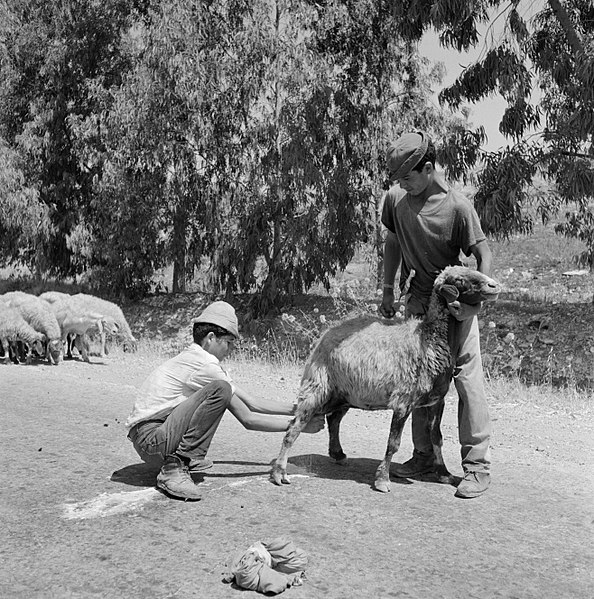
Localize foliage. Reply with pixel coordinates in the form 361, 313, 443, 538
0, 0, 143, 277
421, 0, 594, 268
0, 139, 52, 269
87, 0, 476, 308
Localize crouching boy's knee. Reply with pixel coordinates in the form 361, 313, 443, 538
203, 379, 233, 408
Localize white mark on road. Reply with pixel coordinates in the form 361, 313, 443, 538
62, 474, 311, 519
62, 487, 160, 520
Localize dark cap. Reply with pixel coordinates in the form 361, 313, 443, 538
386, 132, 429, 181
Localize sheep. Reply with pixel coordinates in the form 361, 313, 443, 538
40, 293, 117, 362
0, 293, 65, 364
69, 293, 137, 356
0, 304, 45, 364
270, 266, 501, 493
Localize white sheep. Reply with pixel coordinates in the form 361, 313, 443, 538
271, 266, 501, 493
39, 293, 116, 363
69, 293, 137, 356
0, 304, 45, 364
1, 293, 64, 364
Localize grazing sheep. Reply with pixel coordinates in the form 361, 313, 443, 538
39, 293, 115, 362
0, 305, 45, 364
270, 266, 501, 493
1, 293, 64, 364
69, 294, 137, 356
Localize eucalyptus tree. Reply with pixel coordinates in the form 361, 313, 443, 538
394, 0, 594, 267
0, 0, 142, 276
212, 0, 476, 313
0, 140, 52, 270
96, 0, 470, 305
95, 0, 263, 295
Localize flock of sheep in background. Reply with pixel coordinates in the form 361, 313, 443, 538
0, 290, 136, 365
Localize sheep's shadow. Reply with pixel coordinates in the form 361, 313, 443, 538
284, 453, 461, 489
109, 456, 461, 491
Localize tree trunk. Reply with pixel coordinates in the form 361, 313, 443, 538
171, 206, 188, 294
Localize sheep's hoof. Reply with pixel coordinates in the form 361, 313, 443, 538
329, 449, 347, 463
270, 467, 290, 486
374, 479, 391, 493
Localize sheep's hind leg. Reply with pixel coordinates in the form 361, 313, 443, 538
374, 409, 409, 493
327, 405, 350, 463
270, 407, 314, 486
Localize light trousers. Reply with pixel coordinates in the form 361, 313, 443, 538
406, 296, 492, 473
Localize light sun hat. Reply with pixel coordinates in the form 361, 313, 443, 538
386, 131, 429, 182
195, 301, 239, 338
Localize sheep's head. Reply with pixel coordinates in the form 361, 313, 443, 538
124, 336, 138, 353
434, 266, 500, 305
47, 338, 64, 364
101, 317, 120, 336
31, 336, 45, 356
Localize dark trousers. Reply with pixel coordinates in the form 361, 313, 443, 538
128, 380, 233, 465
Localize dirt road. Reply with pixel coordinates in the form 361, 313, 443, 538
2, 355, 593, 598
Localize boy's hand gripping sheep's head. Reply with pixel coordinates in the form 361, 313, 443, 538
434, 266, 501, 321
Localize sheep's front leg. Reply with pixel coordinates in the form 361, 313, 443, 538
374, 408, 410, 493
1, 338, 11, 364
426, 372, 455, 484
97, 320, 107, 358
74, 334, 91, 363
427, 397, 455, 484
327, 405, 350, 463
270, 406, 316, 486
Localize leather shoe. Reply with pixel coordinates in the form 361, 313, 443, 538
392, 454, 436, 478
157, 456, 202, 500
455, 471, 490, 499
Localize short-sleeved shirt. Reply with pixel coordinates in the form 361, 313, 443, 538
125, 343, 235, 429
381, 186, 486, 304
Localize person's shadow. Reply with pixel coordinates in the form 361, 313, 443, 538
110, 462, 160, 487
110, 460, 281, 488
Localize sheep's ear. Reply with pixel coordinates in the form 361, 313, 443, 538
436, 284, 459, 302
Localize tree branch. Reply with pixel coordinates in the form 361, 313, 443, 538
547, 0, 585, 57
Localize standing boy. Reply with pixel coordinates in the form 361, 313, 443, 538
380, 131, 493, 499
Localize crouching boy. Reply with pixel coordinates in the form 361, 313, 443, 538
126, 301, 323, 500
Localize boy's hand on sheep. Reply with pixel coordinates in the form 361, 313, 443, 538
447, 300, 483, 321
379, 290, 396, 318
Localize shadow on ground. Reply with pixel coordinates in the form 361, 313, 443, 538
110, 455, 462, 493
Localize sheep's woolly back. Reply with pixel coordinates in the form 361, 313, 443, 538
71, 294, 135, 341
0, 305, 45, 345
300, 310, 450, 413
2, 294, 62, 340
39, 291, 72, 305
299, 266, 500, 414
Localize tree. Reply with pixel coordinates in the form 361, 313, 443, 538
92, 0, 261, 296
0, 139, 52, 270
92, 0, 473, 307
393, 0, 594, 267
212, 0, 480, 312
0, 0, 144, 276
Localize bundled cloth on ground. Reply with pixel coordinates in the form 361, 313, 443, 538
223, 537, 307, 594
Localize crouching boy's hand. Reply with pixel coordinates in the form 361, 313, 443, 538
448, 300, 483, 321
301, 414, 325, 434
